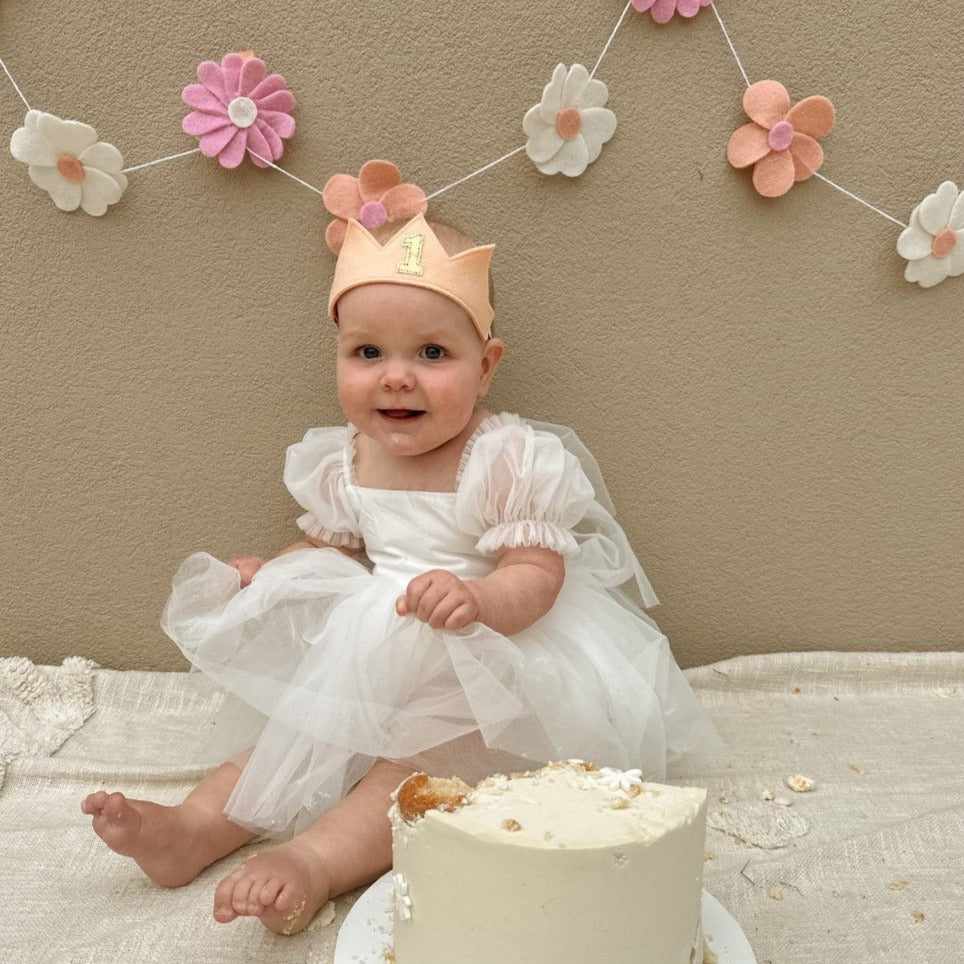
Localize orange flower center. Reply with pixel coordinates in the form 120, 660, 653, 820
931, 228, 957, 259
56, 153, 86, 183
555, 107, 582, 141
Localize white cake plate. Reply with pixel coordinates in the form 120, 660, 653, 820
334, 870, 757, 963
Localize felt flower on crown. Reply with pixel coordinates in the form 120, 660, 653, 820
523, 63, 617, 177
897, 181, 964, 288
632, 0, 713, 24
182, 51, 295, 169
321, 160, 428, 254
727, 80, 835, 198
9, 109, 127, 215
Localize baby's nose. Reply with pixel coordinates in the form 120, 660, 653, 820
380, 361, 415, 390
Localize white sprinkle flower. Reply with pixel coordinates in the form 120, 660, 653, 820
896, 180, 964, 288
9, 109, 127, 216
597, 767, 644, 793
392, 872, 413, 922
523, 63, 617, 177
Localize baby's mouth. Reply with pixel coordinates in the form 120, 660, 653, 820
379, 409, 425, 421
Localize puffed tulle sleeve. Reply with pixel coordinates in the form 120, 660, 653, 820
455, 421, 595, 557
457, 417, 660, 609
283, 426, 364, 549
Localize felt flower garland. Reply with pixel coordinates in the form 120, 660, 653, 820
181, 52, 296, 169
321, 160, 427, 254
632, 0, 713, 24
523, 63, 617, 177
1, 5, 961, 294
726, 80, 835, 198
897, 181, 964, 288
9, 110, 128, 215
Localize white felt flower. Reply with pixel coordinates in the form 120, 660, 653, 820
896, 180, 964, 288
597, 767, 644, 793
9, 110, 128, 216
523, 63, 617, 177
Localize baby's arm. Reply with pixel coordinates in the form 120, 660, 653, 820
229, 536, 361, 588
396, 546, 564, 635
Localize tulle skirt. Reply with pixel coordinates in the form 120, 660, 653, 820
162, 548, 720, 836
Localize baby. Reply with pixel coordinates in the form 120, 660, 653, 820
83, 212, 718, 934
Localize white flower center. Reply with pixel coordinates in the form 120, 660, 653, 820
227, 96, 258, 128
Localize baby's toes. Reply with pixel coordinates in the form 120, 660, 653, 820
258, 876, 286, 909
81, 790, 107, 815
213, 871, 243, 922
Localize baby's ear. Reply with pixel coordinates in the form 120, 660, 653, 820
478, 338, 505, 393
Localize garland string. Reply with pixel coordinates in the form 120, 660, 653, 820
0, 9, 928, 233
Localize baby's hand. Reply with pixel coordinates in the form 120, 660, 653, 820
396, 569, 480, 630
228, 554, 265, 589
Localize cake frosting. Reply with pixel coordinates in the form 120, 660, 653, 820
389, 761, 708, 964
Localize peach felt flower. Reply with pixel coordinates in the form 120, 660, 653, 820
632, 0, 712, 24
182, 52, 295, 169
321, 160, 427, 254
727, 80, 835, 198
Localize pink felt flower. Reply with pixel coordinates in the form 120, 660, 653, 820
322, 160, 427, 254
727, 80, 835, 198
182, 52, 295, 169
632, 0, 713, 24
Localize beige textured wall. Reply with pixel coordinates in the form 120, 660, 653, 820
1, 0, 961, 671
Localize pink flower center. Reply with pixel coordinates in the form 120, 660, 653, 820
56, 153, 86, 183
931, 228, 958, 259
358, 201, 389, 229
555, 107, 582, 141
767, 120, 795, 152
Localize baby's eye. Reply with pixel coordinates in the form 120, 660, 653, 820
357, 345, 380, 359
420, 344, 446, 360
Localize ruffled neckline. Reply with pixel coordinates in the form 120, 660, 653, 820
343, 411, 522, 493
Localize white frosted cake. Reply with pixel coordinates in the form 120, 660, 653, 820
389, 761, 708, 964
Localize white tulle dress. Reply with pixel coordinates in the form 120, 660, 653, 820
161, 413, 720, 836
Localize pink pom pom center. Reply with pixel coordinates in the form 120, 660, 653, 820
555, 107, 583, 141
931, 228, 958, 259
56, 153, 86, 183
767, 120, 795, 152
359, 200, 389, 229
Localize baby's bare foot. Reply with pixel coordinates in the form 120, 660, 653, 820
82, 790, 211, 888
213, 841, 332, 935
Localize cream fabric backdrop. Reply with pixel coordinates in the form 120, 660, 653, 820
1, 0, 961, 670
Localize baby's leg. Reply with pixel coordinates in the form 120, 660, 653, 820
213, 757, 413, 934
81, 759, 254, 887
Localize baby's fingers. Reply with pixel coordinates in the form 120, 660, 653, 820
442, 602, 477, 631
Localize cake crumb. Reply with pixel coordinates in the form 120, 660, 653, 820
911, 910, 925, 923
609, 796, 629, 810
887, 881, 910, 891
767, 885, 784, 900
848, 763, 869, 775
704, 849, 715, 861
396, 773, 471, 822
786, 774, 815, 793
502, 818, 522, 832
703, 944, 719, 964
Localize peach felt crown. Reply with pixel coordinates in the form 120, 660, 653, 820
328, 214, 495, 340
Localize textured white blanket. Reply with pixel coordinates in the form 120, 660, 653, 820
0, 652, 960, 963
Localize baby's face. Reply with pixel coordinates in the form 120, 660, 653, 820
335, 283, 503, 459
